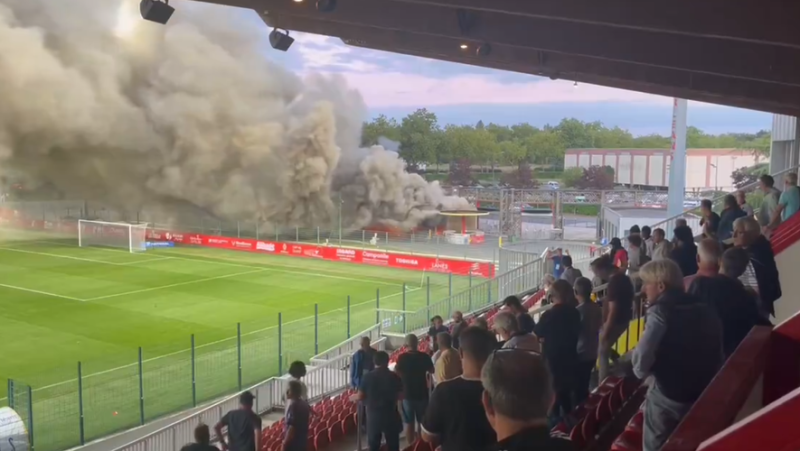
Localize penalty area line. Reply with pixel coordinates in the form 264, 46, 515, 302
0, 283, 86, 302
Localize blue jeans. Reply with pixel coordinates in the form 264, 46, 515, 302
401, 399, 428, 425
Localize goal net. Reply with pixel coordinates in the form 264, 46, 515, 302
78, 220, 149, 253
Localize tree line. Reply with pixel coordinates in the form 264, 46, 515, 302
362, 109, 771, 178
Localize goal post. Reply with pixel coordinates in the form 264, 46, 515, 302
78, 220, 149, 253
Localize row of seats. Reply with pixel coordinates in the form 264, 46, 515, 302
610, 409, 645, 451
260, 390, 359, 451
552, 376, 645, 450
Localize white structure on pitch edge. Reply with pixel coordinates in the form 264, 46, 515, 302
78, 220, 148, 253
564, 148, 761, 191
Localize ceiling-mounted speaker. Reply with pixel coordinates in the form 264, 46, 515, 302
140, 0, 174, 24
316, 0, 337, 13
476, 43, 492, 57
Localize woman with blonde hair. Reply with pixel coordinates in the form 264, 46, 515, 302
633, 259, 723, 451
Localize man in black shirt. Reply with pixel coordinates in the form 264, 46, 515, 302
356, 351, 403, 451
283, 381, 310, 451
422, 327, 497, 451
533, 280, 581, 422
180, 424, 219, 451
428, 316, 449, 352
700, 199, 721, 237
215, 391, 262, 451
395, 334, 434, 445
482, 349, 575, 451
450, 311, 467, 349
502, 296, 536, 334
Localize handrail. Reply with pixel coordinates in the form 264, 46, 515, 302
648, 164, 800, 234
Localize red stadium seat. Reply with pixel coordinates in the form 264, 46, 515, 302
611, 429, 643, 451
314, 430, 330, 450
413, 439, 433, 451
343, 413, 356, 435
328, 420, 344, 443
569, 418, 587, 450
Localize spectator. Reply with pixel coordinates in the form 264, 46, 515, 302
547, 248, 566, 279
180, 424, 218, 451
472, 317, 489, 330
215, 392, 262, 451
641, 226, 654, 257
717, 194, 747, 242
355, 351, 403, 451
589, 255, 614, 290
481, 349, 575, 451
769, 172, 800, 231
502, 296, 536, 334
288, 361, 308, 400
733, 216, 782, 317
428, 316, 449, 352
434, 333, 462, 383
395, 334, 434, 445
533, 280, 581, 421
450, 311, 467, 349
559, 255, 583, 286
542, 274, 557, 305
351, 337, 376, 389
676, 218, 688, 228
422, 327, 497, 451
282, 381, 311, 451
633, 260, 723, 451
493, 311, 540, 351
757, 174, 782, 229
700, 199, 721, 238
683, 239, 722, 289
593, 257, 634, 381
670, 225, 698, 277
574, 277, 602, 406
689, 248, 769, 357
609, 237, 628, 270
651, 228, 672, 261
629, 224, 641, 236
736, 191, 754, 217
627, 234, 649, 287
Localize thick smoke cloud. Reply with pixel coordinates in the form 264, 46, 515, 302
0, 0, 471, 230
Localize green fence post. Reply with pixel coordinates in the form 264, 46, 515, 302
237, 323, 242, 391
426, 277, 431, 317
138, 347, 145, 425
468, 285, 473, 312
347, 296, 351, 339
278, 313, 283, 374
27, 385, 33, 451
448, 273, 452, 297
469, 273, 473, 288
78, 362, 85, 445
7, 379, 13, 409
488, 281, 492, 305
191, 335, 197, 407
314, 304, 319, 355
402, 283, 407, 334
375, 289, 380, 325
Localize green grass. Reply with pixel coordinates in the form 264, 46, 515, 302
0, 229, 472, 451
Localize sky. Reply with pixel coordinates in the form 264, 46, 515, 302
237, 6, 772, 137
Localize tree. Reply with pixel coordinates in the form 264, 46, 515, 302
362, 114, 400, 147
525, 130, 565, 167
562, 167, 584, 187
731, 163, 769, 189
447, 159, 475, 186
576, 165, 615, 190
501, 163, 539, 189
399, 109, 440, 170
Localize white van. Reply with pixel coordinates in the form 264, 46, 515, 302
547, 181, 560, 190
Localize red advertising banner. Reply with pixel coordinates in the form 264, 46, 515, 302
0, 207, 493, 278
146, 229, 493, 278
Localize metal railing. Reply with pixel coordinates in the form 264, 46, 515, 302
111, 331, 387, 451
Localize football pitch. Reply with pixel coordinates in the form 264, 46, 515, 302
0, 229, 474, 451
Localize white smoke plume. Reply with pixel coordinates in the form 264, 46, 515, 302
0, 0, 471, 230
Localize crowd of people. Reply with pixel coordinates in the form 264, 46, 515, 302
180, 180, 794, 451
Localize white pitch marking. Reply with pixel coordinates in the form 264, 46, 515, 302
85, 268, 268, 301
0, 283, 85, 302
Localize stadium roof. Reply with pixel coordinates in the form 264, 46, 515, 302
191, 0, 800, 116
